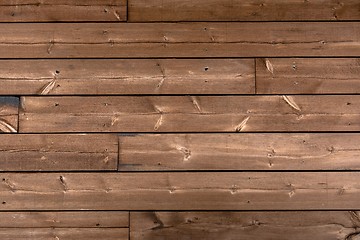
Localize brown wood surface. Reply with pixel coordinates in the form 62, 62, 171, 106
0, 172, 359, 210
128, 0, 360, 22
0, 59, 254, 95
0, 134, 117, 171
130, 211, 360, 240
1, 22, 359, 58
256, 58, 360, 94
0, 97, 19, 133
0, 0, 127, 22
20, 95, 360, 132
0, 228, 129, 240
0, 211, 128, 227
119, 133, 360, 171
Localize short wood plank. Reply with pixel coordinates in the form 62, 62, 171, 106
0, 211, 128, 227
0, 97, 19, 133
0, 0, 127, 22
256, 58, 360, 94
0, 134, 117, 171
128, 0, 360, 21
119, 133, 360, 171
130, 211, 360, 240
1, 22, 359, 58
19, 95, 360, 132
0, 172, 359, 210
0, 228, 129, 240
0, 59, 254, 95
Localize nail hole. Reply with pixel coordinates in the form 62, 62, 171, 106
54, 103, 59, 107
55, 70, 60, 74
96, 223, 100, 226
204, 67, 209, 71
2, 201, 6, 205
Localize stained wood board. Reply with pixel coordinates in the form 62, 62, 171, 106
0, 23, 359, 58
0, 0, 127, 22
0, 211, 128, 227
19, 95, 360, 132
128, 0, 360, 22
0, 59, 254, 95
0, 172, 359, 210
119, 133, 360, 171
0, 228, 129, 240
0, 97, 19, 133
0, 134, 118, 171
256, 58, 360, 94
130, 211, 360, 240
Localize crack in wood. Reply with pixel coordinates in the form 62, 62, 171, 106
0, 119, 16, 133
235, 116, 250, 132
282, 95, 301, 112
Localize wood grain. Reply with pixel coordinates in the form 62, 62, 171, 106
0, 0, 127, 22
0, 172, 359, 210
130, 211, 360, 240
256, 58, 360, 94
119, 133, 360, 171
20, 95, 360, 132
0, 59, 254, 95
0, 97, 19, 133
0, 134, 117, 171
128, 0, 360, 22
1, 22, 359, 58
0, 228, 129, 240
0, 211, 128, 227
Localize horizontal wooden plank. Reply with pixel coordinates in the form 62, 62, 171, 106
256, 58, 360, 94
0, 172, 360, 210
0, 97, 19, 133
0, 134, 117, 171
1, 22, 359, 58
0, 228, 128, 240
0, 59, 254, 95
0, 0, 127, 22
0, 211, 128, 227
130, 211, 360, 240
128, 0, 360, 21
20, 95, 360, 132
119, 133, 360, 171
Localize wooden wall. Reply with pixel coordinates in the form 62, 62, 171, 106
0, 0, 360, 239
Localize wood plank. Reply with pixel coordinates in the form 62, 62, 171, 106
0, 0, 127, 22
0, 134, 117, 171
0, 59, 254, 95
119, 133, 360, 171
0, 172, 360, 210
1, 22, 359, 58
130, 211, 360, 240
0, 211, 128, 227
19, 95, 360, 132
0, 228, 128, 240
0, 97, 19, 133
128, 0, 360, 22
256, 58, 360, 94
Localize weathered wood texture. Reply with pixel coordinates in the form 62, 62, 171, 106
0, 228, 129, 240
1, 22, 359, 58
0, 0, 127, 22
0, 97, 19, 133
20, 95, 360, 132
128, 0, 360, 21
0, 59, 254, 95
0, 211, 128, 227
256, 58, 360, 94
0, 172, 359, 210
0, 134, 117, 171
119, 133, 360, 171
130, 211, 360, 240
